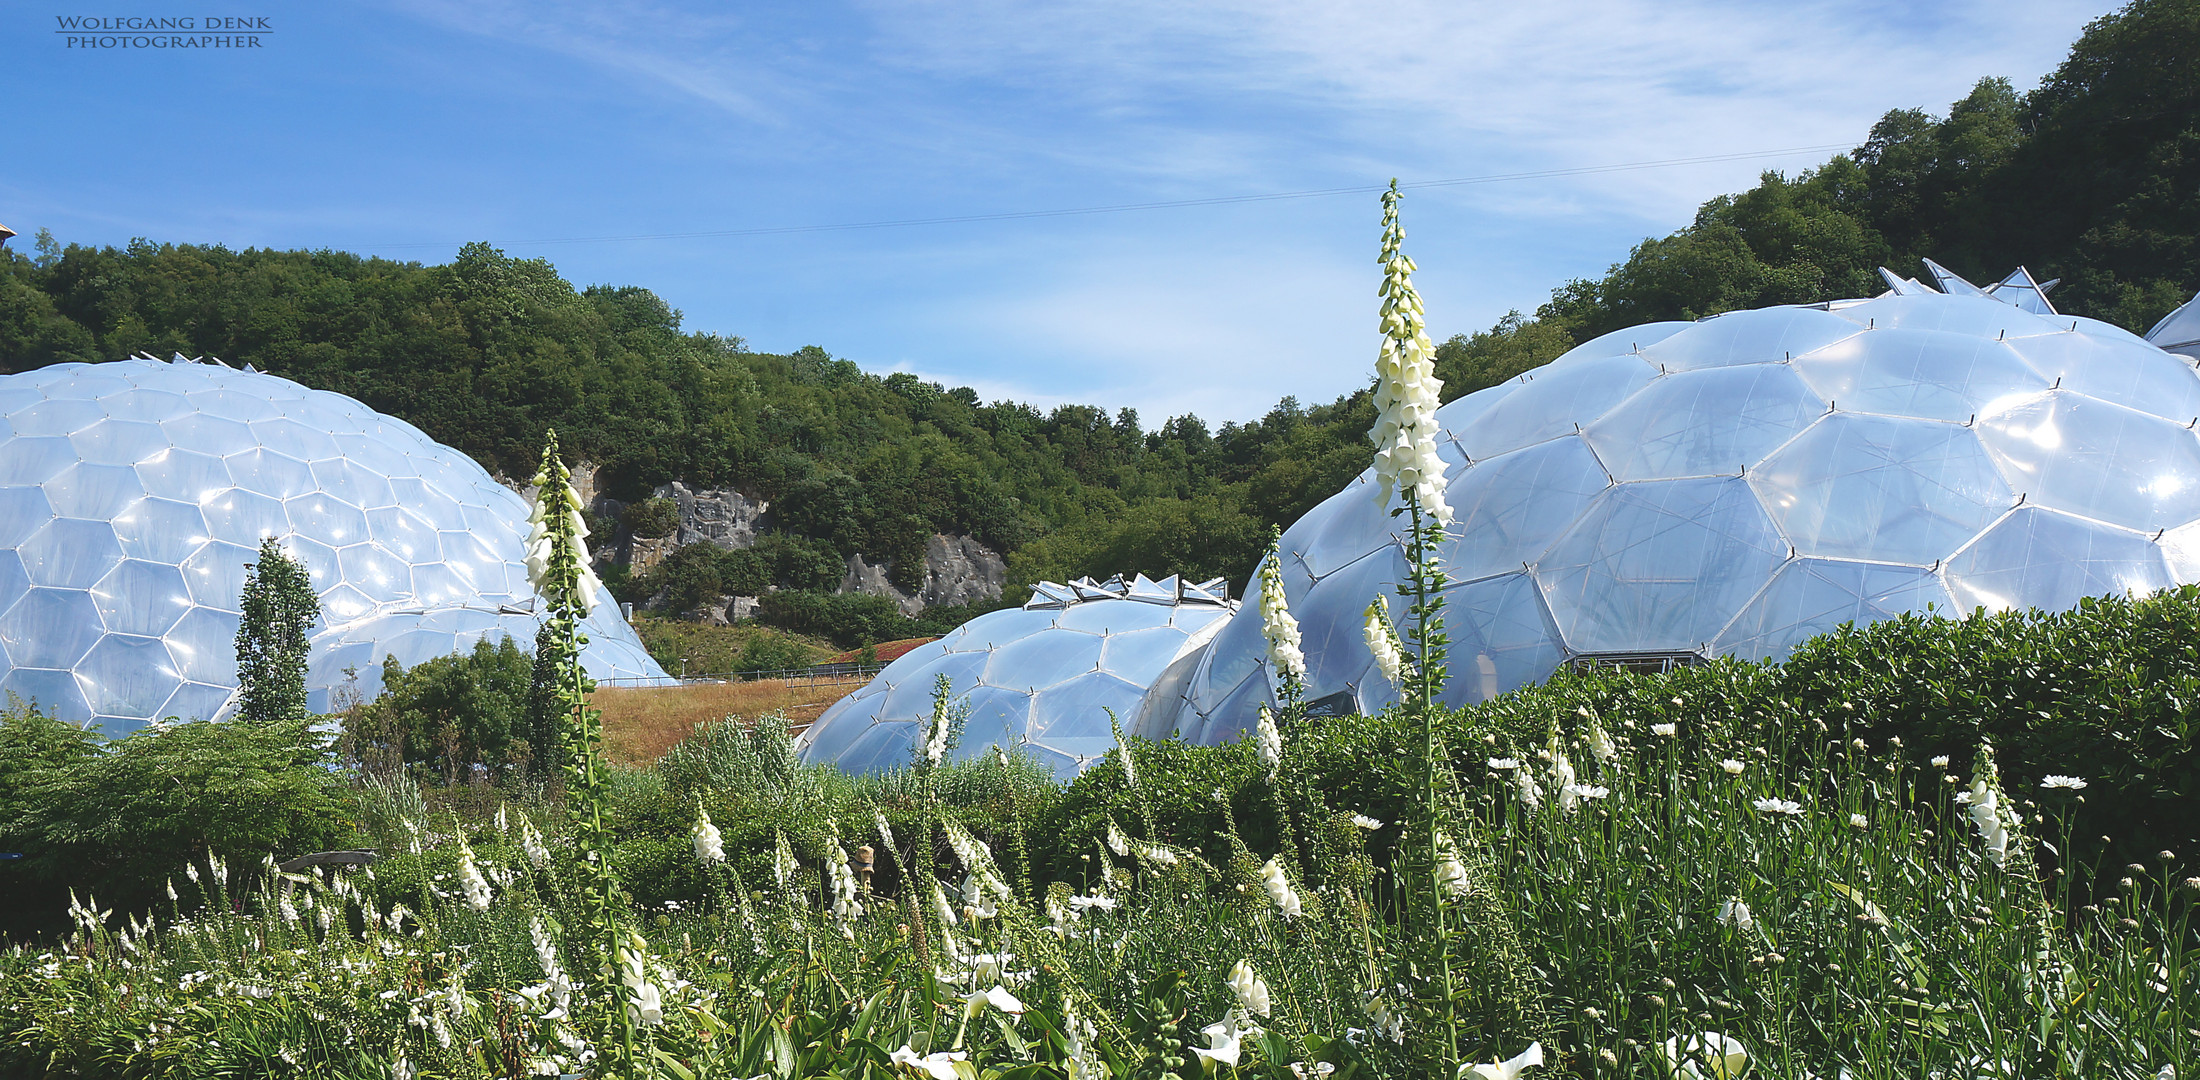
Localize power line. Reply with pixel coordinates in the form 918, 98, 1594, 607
375, 143, 1855, 251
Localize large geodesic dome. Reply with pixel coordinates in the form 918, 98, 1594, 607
796, 575, 1234, 777
1145, 264, 2200, 747
0, 355, 669, 733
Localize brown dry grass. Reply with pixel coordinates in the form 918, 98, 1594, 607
592, 677, 867, 764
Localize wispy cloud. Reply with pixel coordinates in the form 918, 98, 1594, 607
378, 0, 792, 122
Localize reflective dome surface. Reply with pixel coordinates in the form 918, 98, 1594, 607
1150, 265, 2200, 746
796, 575, 1234, 777
0, 356, 668, 732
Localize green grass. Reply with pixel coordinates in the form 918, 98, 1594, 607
1, 697, 2191, 1079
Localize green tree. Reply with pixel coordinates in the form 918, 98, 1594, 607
341, 637, 535, 784
0, 709, 345, 937
233, 539, 320, 728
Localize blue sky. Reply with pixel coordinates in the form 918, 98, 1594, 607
6, 0, 2106, 423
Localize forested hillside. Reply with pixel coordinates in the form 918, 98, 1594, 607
1, 0, 2192, 617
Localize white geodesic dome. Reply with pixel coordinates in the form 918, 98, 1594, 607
795, 575, 1235, 777
0, 356, 669, 733
1143, 263, 2200, 747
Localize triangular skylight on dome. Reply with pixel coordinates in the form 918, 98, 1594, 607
1876, 259, 2061, 317
1024, 573, 1235, 610
1986, 267, 2059, 316
2147, 291, 2200, 359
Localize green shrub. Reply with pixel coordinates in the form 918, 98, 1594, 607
1769, 589, 2200, 869
0, 715, 348, 937
619, 496, 682, 540
1024, 586, 2200, 902
731, 633, 816, 675
340, 636, 541, 784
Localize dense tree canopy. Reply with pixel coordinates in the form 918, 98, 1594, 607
0, 0, 2191, 606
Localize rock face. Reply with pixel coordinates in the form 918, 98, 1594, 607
839, 534, 1008, 616
655, 481, 771, 549
679, 594, 762, 626
545, 470, 1005, 618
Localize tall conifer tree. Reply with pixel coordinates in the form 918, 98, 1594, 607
233, 539, 320, 727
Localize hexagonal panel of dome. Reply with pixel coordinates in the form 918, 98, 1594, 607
794, 574, 1235, 778
1149, 262, 2200, 748
0, 355, 670, 733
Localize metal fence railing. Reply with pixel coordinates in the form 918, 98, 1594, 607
593, 662, 888, 690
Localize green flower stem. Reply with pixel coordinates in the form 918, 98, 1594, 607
532, 432, 636, 1078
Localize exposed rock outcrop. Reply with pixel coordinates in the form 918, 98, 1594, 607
839, 533, 1007, 615
677, 594, 762, 626
655, 481, 771, 550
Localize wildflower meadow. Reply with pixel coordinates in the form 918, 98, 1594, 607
0, 189, 2194, 1080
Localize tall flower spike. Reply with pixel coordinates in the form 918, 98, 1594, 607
1258, 531, 1306, 697
526, 437, 606, 616
1363, 596, 1406, 685
693, 804, 725, 865
1370, 182, 1453, 527
1254, 705, 1284, 772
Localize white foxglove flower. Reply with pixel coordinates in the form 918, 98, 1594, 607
519, 818, 550, 869
1258, 553, 1305, 687
1587, 725, 1618, 764
693, 807, 725, 865
1134, 842, 1180, 867
1105, 819, 1130, 857
1434, 832, 1471, 900
1716, 899, 1753, 930
1967, 745, 2016, 867
828, 842, 864, 921
457, 849, 493, 910
772, 831, 799, 893
929, 879, 959, 930
1466, 1042, 1545, 1080
530, 918, 571, 1014
619, 934, 665, 1028
1227, 959, 1272, 1017
1369, 185, 1453, 526
1063, 1002, 1106, 1080
923, 674, 957, 768
961, 874, 998, 921
525, 453, 604, 615
1259, 858, 1302, 918
1114, 724, 1138, 789
1255, 705, 1284, 771
1363, 597, 1405, 685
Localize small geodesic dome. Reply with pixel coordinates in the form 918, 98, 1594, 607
1143, 262, 2200, 747
0, 355, 668, 733
795, 574, 1235, 777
